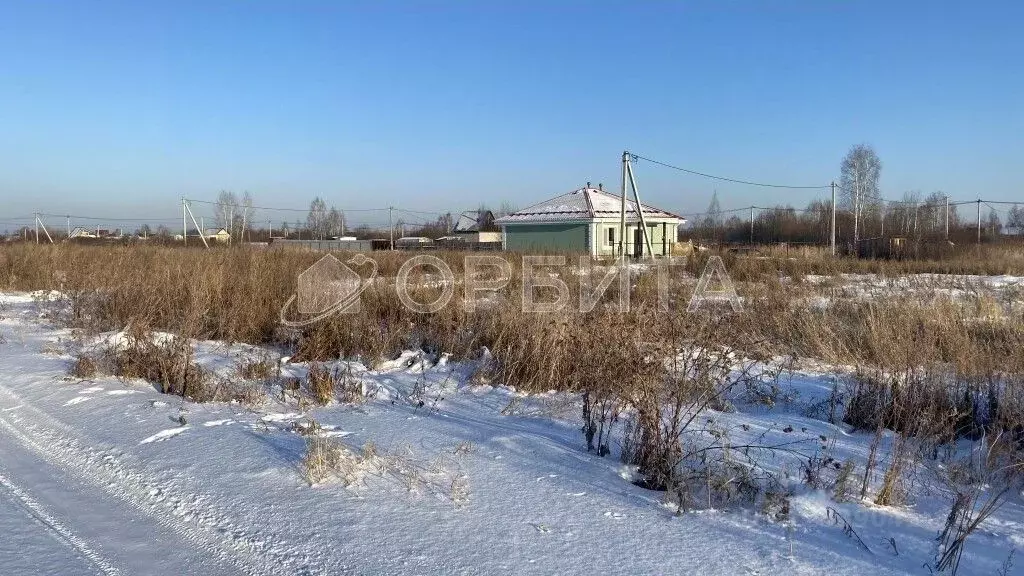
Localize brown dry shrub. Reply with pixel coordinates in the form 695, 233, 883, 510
307, 363, 334, 405
68, 355, 98, 379
102, 325, 210, 400
237, 356, 275, 380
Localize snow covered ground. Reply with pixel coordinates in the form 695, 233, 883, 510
0, 291, 1021, 575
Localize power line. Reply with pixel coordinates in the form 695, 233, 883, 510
37, 213, 179, 222
630, 152, 831, 190
396, 208, 447, 217
183, 198, 389, 213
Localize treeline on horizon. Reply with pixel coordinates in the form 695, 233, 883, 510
682, 194, 1024, 246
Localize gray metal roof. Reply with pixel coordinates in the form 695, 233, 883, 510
494, 187, 685, 224
452, 210, 494, 233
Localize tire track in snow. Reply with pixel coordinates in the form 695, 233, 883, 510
0, 470, 122, 576
0, 383, 321, 575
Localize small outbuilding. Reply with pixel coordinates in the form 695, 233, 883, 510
495, 185, 685, 257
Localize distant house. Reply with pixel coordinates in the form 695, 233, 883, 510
450, 210, 501, 243
203, 228, 231, 243
175, 228, 231, 243
495, 185, 685, 257
68, 227, 123, 240
68, 227, 98, 239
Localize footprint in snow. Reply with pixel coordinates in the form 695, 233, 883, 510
603, 511, 626, 520
140, 427, 189, 444
529, 523, 551, 533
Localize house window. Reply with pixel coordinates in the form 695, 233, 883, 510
606, 227, 615, 246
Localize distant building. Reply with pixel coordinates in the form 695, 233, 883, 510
68, 227, 123, 240
450, 210, 501, 243
495, 185, 685, 257
203, 228, 231, 242
69, 227, 98, 239
175, 228, 231, 243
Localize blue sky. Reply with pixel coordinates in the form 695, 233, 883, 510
1, 1, 1021, 230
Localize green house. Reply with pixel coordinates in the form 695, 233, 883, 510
495, 185, 685, 257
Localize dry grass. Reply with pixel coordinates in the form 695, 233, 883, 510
301, 434, 366, 486
6, 243, 1023, 498
237, 355, 275, 380
306, 363, 334, 405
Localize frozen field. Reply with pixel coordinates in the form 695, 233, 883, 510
0, 290, 1021, 575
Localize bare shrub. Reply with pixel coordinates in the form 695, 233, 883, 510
68, 355, 97, 379
306, 363, 334, 405
302, 435, 364, 486
207, 376, 264, 406
833, 460, 855, 502
336, 364, 366, 404
102, 326, 209, 400
935, 432, 1024, 574
237, 355, 275, 380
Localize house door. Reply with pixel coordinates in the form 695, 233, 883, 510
633, 228, 643, 258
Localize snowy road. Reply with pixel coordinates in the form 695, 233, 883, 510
0, 383, 247, 575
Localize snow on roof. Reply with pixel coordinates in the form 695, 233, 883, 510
494, 187, 685, 224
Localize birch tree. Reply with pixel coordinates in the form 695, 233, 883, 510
840, 144, 882, 245
307, 197, 329, 240
214, 190, 239, 234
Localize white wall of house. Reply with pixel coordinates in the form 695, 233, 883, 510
588, 218, 679, 257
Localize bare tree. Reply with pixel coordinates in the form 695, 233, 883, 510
840, 144, 882, 245
701, 191, 722, 240
496, 201, 518, 218
1008, 204, 1024, 234
239, 191, 253, 242
214, 191, 239, 235
326, 207, 345, 238
986, 208, 1002, 239
306, 197, 329, 240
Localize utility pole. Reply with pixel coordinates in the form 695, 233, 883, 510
182, 199, 209, 248
976, 199, 982, 245
34, 213, 39, 244
268, 219, 273, 240
182, 198, 187, 246
944, 196, 949, 240
624, 155, 654, 258
749, 206, 754, 245
66, 215, 71, 239
619, 151, 627, 259
830, 181, 837, 256
388, 206, 394, 250
853, 174, 860, 247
